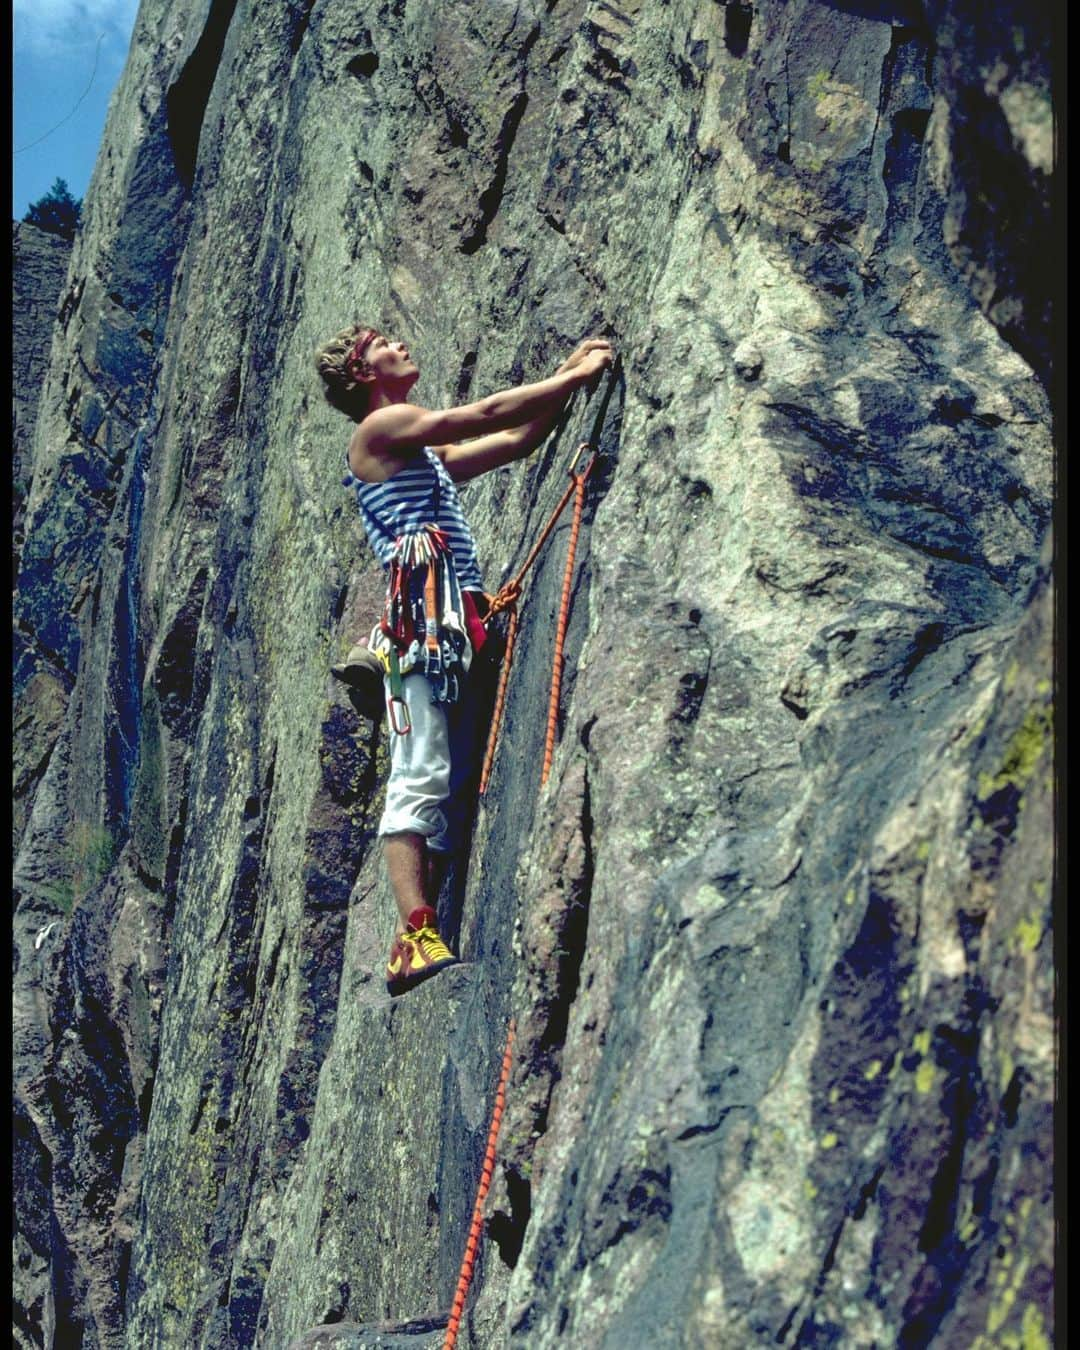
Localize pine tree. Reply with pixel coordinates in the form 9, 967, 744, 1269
23, 177, 82, 242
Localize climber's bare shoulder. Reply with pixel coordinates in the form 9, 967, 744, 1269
347, 405, 429, 483
348, 400, 498, 481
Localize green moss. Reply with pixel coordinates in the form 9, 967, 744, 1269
1013, 915, 1042, 953
807, 70, 831, 98
1020, 1302, 1050, 1350
64, 819, 116, 911
38, 879, 76, 912
977, 702, 1053, 802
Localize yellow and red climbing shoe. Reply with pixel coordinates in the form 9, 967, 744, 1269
386, 906, 458, 997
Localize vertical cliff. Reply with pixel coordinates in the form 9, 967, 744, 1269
12, 221, 74, 855
12, 1, 1055, 1347
12, 223, 74, 553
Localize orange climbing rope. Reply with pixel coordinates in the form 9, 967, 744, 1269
447, 450, 592, 1336
445, 453, 588, 1319
443, 1019, 516, 1350
442, 368, 618, 1343
478, 442, 598, 795
542, 450, 596, 786
478, 606, 519, 795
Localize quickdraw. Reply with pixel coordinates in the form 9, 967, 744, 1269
379, 524, 471, 731
386, 645, 411, 736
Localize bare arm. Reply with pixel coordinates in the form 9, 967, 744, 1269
434, 340, 614, 482
362, 368, 588, 458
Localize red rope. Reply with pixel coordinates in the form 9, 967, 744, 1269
478, 443, 593, 796
541, 455, 595, 786
450, 446, 596, 1332
478, 607, 518, 796
443, 1020, 516, 1349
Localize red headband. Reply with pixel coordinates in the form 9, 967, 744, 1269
346, 328, 378, 371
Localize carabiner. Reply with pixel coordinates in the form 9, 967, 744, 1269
566, 440, 591, 478
389, 696, 412, 736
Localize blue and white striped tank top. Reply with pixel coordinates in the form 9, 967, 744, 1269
342, 447, 484, 591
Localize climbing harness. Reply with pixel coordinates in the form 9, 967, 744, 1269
444, 1020, 516, 1350
376, 524, 472, 729
479, 440, 599, 795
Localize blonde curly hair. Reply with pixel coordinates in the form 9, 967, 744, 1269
314, 323, 379, 421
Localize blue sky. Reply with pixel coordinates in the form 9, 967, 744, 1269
12, 0, 140, 220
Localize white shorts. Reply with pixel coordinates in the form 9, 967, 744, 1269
378, 672, 462, 852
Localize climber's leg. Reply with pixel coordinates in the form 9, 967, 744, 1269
380, 673, 458, 994
378, 672, 452, 891
425, 847, 450, 905
384, 832, 429, 928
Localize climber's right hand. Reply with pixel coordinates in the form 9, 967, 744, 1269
575, 343, 615, 385
558, 338, 614, 376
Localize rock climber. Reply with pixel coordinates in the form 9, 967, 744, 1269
314, 326, 613, 995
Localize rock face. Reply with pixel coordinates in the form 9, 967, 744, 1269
12, 222, 74, 854
12, 223, 73, 558
12, 2, 1055, 1348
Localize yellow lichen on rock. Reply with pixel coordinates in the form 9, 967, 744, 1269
977, 702, 1053, 802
